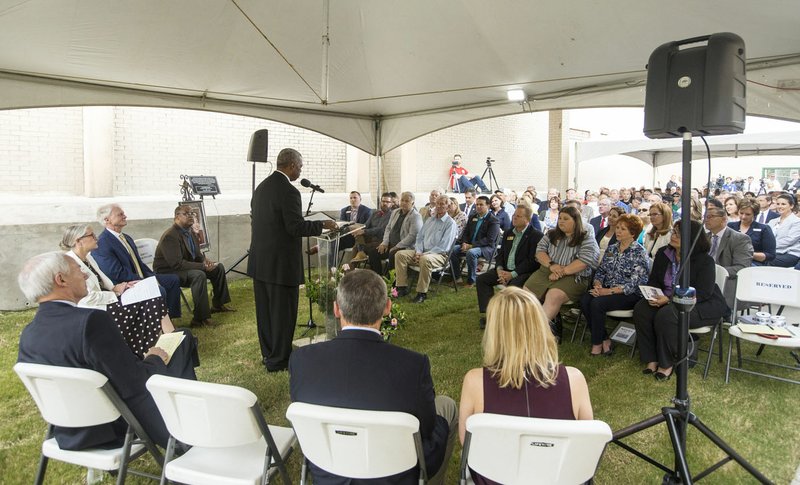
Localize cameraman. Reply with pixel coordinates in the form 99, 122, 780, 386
449, 154, 489, 193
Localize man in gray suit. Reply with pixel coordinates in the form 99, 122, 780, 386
704, 206, 753, 306
366, 191, 423, 274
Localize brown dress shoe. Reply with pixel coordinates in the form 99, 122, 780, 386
203, 318, 218, 327
210, 304, 236, 313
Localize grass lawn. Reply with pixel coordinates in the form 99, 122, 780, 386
1, 278, 799, 484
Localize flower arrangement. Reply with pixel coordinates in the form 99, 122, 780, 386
305, 265, 347, 313
381, 270, 407, 341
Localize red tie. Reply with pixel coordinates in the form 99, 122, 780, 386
599, 217, 606, 229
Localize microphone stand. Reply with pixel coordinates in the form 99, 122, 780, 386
299, 187, 320, 336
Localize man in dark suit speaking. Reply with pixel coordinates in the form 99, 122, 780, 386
248, 148, 337, 372
289, 269, 458, 484
17, 252, 196, 450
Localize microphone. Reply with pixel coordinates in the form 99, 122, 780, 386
300, 178, 325, 193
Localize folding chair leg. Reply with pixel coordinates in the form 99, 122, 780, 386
33, 454, 48, 485
116, 428, 135, 485
180, 291, 193, 313
299, 458, 308, 485
570, 311, 583, 343
629, 336, 637, 358
160, 436, 176, 485
702, 329, 717, 379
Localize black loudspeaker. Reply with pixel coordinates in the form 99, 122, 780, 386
644, 32, 746, 139
247, 129, 269, 162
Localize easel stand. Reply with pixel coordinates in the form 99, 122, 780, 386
612, 132, 770, 484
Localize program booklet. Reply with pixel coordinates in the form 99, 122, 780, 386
639, 285, 665, 300
154, 331, 186, 364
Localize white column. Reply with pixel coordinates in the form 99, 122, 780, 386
82, 106, 114, 197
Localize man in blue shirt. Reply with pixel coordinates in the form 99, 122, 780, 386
449, 196, 500, 287
394, 195, 457, 303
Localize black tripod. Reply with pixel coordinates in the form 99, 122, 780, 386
481, 157, 500, 192
227, 160, 270, 276
612, 132, 770, 484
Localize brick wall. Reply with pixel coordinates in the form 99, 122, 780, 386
0, 107, 84, 195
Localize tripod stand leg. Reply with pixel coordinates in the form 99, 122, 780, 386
664, 412, 693, 484
687, 415, 773, 484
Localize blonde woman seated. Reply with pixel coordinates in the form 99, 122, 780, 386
61, 224, 195, 369
459, 287, 593, 485
448, 196, 468, 239
643, 202, 673, 260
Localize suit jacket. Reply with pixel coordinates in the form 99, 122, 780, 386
248, 171, 324, 286
589, 215, 607, 235
727, 221, 776, 262
710, 227, 754, 306
648, 247, 729, 321
17, 302, 170, 450
153, 224, 204, 274
339, 205, 372, 224
93, 229, 155, 284
756, 209, 779, 225
491, 208, 512, 232
783, 179, 800, 192
459, 202, 476, 219
495, 225, 544, 277
289, 329, 449, 484
381, 207, 423, 249
457, 212, 500, 259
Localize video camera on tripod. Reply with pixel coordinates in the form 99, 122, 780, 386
485, 157, 495, 167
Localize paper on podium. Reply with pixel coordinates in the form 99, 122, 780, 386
120, 276, 161, 306
305, 212, 335, 222
154, 331, 185, 364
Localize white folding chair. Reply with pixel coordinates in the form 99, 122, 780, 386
687, 264, 729, 379
14, 363, 163, 485
460, 413, 612, 485
725, 266, 800, 385
135, 237, 194, 313
286, 402, 427, 485
146, 375, 295, 485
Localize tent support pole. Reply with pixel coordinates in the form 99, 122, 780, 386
375, 119, 383, 206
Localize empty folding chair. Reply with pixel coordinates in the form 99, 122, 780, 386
146, 374, 295, 484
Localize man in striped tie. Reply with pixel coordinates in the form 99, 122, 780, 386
93, 204, 183, 318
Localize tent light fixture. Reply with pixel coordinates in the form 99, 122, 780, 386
507, 89, 526, 101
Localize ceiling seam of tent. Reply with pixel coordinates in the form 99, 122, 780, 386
230, 0, 324, 103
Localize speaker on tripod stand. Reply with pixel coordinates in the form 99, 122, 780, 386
226, 129, 271, 276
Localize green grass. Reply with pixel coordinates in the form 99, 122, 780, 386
1, 279, 799, 484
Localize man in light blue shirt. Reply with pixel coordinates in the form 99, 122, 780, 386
394, 195, 457, 303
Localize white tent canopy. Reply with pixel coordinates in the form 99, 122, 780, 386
1, 0, 799, 155
575, 131, 800, 168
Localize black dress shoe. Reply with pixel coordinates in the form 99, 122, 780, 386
642, 368, 656, 375
412, 293, 427, 304
654, 370, 672, 381
395, 286, 409, 298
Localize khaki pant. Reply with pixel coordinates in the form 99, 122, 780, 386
394, 250, 448, 293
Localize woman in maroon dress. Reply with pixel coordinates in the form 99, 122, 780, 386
459, 286, 593, 484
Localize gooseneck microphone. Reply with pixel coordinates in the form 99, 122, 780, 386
300, 178, 325, 193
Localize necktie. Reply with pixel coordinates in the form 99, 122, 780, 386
709, 234, 719, 259
758, 212, 765, 224
599, 217, 606, 229
119, 234, 144, 278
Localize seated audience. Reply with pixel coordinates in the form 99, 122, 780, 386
17, 252, 197, 450
154, 205, 234, 327
767, 193, 800, 267
420, 189, 442, 221
448, 196, 468, 239
581, 214, 649, 356
589, 198, 611, 234
596, 206, 624, 260
539, 196, 561, 232
564, 199, 594, 238
460, 188, 477, 218
61, 224, 181, 358
459, 286, 592, 485
350, 192, 394, 262
643, 202, 673, 260
724, 195, 741, 223
728, 198, 775, 265
755, 194, 779, 225
450, 154, 489, 193
524, 206, 600, 340
289, 269, 458, 485
92, 204, 182, 318
633, 220, 728, 380
476, 205, 543, 328
517, 199, 543, 232
449, 196, 500, 288
395, 195, 457, 303
367, 191, 422, 274
783, 171, 800, 193
488, 194, 511, 232
704, 205, 753, 306
337, 191, 372, 254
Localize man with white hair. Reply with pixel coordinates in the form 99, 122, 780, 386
92, 203, 183, 319
16, 252, 196, 450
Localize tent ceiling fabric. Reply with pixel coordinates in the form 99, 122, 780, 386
0, 0, 799, 154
